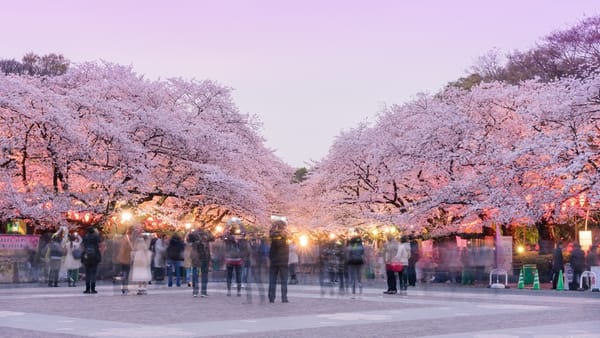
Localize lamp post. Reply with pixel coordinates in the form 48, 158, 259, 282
578, 193, 593, 252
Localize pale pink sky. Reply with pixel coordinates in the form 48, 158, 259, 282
3, 0, 598, 167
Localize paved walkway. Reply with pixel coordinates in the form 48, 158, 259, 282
0, 281, 598, 337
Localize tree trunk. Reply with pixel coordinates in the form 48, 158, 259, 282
535, 218, 555, 255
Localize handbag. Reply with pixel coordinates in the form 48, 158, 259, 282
390, 262, 404, 272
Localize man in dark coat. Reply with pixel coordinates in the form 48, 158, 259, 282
268, 219, 290, 303
81, 227, 102, 294
551, 242, 564, 290
188, 224, 215, 297
570, 243, 586, 290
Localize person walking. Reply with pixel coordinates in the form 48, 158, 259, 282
268, 219, 290, 303
383, 235, 399, 294
130, 232, 152, 295
346, 234, 365, 297
166, 233, 185, 287
81, 227, 102, 294
62, 232, 82, 287
551, 242, 564, 290
116, 230, 133, 294
188, 224, 215, 297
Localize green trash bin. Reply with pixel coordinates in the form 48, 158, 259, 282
522, 264, 537, 285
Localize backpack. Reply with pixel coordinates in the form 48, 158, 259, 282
72, 246, 82, 259
83, 246, 99, 263
348, 243, 364, 265
49, 241, 65, 258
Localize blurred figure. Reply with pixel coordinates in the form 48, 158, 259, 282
34, 232, 52, 284
396, 236, 411, 294
407, 236, 420, 286
166, 233, 185, 287
240, 234, 252, 289
251, 236, 269, 303
551, 242, 564, 290
268, 219, 289, 303
383, 235, 399, 294
188, 224, 215, 297
570, 243, 585, 290
131, 232, 152, 295
183, 234, 193, 287
460, 246, 474, 285
152, 233, 167, 283
63, 232, 82, 287
47, 236, 65, 287
288, 241, 299, 285
328, 239, 346, 295
346, 235, 365, 297
116, 229, 132, 294
587, 243, 598, 270
81, 227, 103, 294
223, 224, 243, 297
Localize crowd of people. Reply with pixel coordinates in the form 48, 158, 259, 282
29, 223, 600, 299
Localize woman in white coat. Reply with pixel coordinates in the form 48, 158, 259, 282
130, 233, 152, 295
62, 232, 82, 287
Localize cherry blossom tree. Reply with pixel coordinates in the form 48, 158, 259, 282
0, 61, 294, 231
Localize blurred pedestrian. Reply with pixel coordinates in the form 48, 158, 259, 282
47, 236, 65, 287
166, 233, 185, 287
346, 235, 365, 296
268, 219, 289, 303
116, 229, 133, 294
188, 224, 215, 297
383, 234, 399, 294
130, 232, 152, 295
152, 233, 167, 283
62, 232, 82, 287
397, 236, 411, 294
407, 236, 420, 286
223, 222, 243, 297
551, 242, 564, 290
288, 242, 299, 285
81, 227, 103, 294
570, 243, 585, 290
587, 243, 598, 270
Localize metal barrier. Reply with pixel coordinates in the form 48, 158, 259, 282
578, 271, 598, 292
489, 268, 508, 289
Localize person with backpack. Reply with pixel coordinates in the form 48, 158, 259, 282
166, 233, 185, 287
346, 234, 365, 296
188, 224, 215, 297
81, 227, 102, 294
268, 219, 290, 303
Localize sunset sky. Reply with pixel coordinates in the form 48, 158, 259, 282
3, 0, 598, 167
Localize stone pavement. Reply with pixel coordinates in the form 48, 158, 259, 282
0, 281, 598, 337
